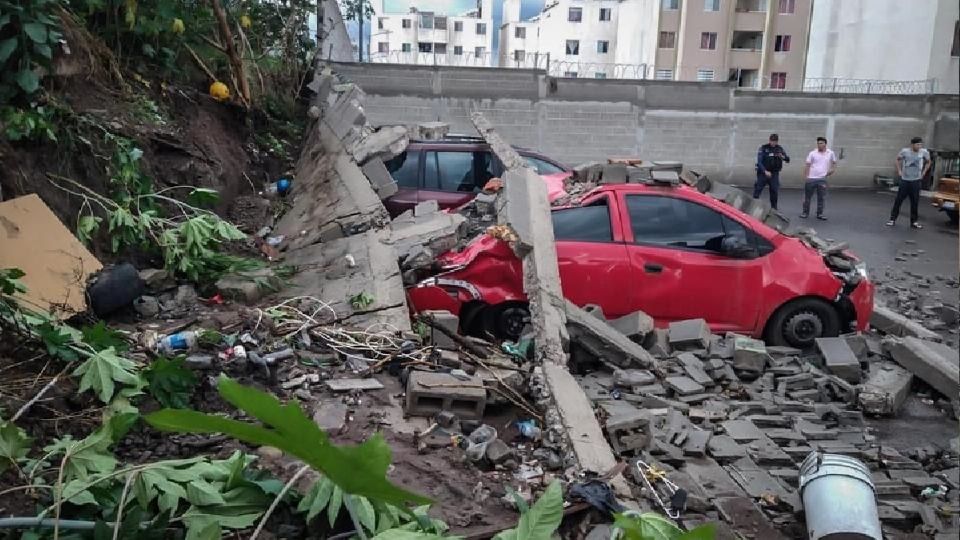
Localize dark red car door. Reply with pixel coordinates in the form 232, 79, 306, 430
617, 192, 764, 333
419, 150, 492, 210
552, 195, 635, 318
383, 150, 421, 217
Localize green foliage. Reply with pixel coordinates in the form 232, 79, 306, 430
350, 291, 375, 310
81, 321, 130, 352
0, 0, 62, 102
493, 481, 564, 540
41, 413, 134, 485
0, 104, 58, 142
72, 346, 143, 403
0, 267, 27, 296
0, 417, 32, 475
37, 321, 80, 362
144, 356, 198, 409
145, 376, 430, 509
614, 513, 716, 540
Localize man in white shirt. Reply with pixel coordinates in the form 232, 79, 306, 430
800, 137, 837, 220
886, 137, 931, 229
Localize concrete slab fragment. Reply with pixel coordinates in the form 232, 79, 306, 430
815, 337, 862, 383
566, 301, 656, 368
889, 337, 959, 399
665, 376, 706, 396
859, 362, 914, 415
668, 319, 712, 350
721, 420, 763, 442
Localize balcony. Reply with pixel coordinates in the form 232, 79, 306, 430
729, 50, 761, 70
731, 31, 764, 52
733, 11, 766, 32
735, 0, 767, 12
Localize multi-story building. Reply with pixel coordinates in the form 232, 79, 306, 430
804, 0, 960, 94
370, 1, 495, 67
499, 0, 813, 90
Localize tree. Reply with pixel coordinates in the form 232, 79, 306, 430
340, 0, 374, 62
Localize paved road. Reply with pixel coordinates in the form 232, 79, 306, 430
768, 188, 959, 298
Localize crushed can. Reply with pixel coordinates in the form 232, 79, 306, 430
260, 178, 292, 198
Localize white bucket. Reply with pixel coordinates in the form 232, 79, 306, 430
799, 452, 882, 540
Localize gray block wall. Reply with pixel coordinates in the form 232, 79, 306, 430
335, 63, 960, 188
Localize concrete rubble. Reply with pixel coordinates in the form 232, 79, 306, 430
248, 65, 960, 538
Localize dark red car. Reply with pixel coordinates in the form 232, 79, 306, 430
382, 137, 570, 217
407, 182, 874, 348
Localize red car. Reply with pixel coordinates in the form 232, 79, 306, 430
407, 182, 874, 348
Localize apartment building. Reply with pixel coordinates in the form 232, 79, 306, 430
805, 0, 959, 94
500, 0, 812, 89
370, 1, 495, 66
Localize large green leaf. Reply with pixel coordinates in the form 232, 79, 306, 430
186, 480, 226, 506
354, 495, 378, 532
0, 38, 18, 63
145, 377, 429, 508
72, 347, 142, 403
22, 23, 48, 44
372, 532, 449, 540
0, 420, 31, 474
298, 477, 335, 522
43, 420, 120, 483
328, 485, 344, 527
613, 513, 715, 540
14, 69, 39, 94
494, 480, 564, 540
679, 524, 716, 540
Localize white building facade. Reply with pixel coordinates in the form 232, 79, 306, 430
804, 0, 960, 94
370, 1, 495, 66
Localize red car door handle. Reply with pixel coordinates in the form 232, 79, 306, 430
644, 263, 663, 273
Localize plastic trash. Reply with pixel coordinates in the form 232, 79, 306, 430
516, 419, 542, 441
260, 178, 292, 198
155, 331, 200, 355
465, 425, 497, 462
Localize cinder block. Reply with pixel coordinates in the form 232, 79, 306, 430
731, 334, 769, 375
609, 310, 655, 344
422, 310, 459, 350
815, 337, 862, 383
859, 362, 913, 416
605, 409, 650, 456
405, 371, 486, 419
668, 319, 711, 350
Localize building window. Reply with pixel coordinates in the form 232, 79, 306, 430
419, 13, 434, 29
454, 21, 463, 32
600, 8, 612, 21
705, 0, 721, 11
402, 19, 411, 29
700, 32, 718, 50
563, 71, 578, 78
662, 0, 679, 10
568, 7, 583, 22
435, 16, 447, 30
515, 27, 526, 39
401, 43, 412, 52
655, 69, 674, 80
476, 22, 486, 34
595, 72, 608, 79
454, 45, 463, 55
952, 21, 960, 56
697, 69, 715, 81
775, 34, 791, 52
418, 42, 432, 53
597, 40, 610, 54
514, 49, 525, 61
377, 42, 389, 53
475, 46, 486, 56
435, 43, 447, 54
565, 39, 580, 55
770, 72, 787, 89
378, 18, 385, 30
778, 0, 795, 13
659, 31, 676, 48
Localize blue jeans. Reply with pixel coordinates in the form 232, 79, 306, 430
753, 170, 780, 209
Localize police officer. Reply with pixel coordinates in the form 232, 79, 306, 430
754, 133, 791, 209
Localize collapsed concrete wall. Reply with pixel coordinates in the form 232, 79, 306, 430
330, 62, 960, 187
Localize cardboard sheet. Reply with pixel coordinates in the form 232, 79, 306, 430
0, 194, 102, 318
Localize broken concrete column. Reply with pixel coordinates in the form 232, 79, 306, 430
859, 362, 914, 415
421, 310, 459, 350
350, 125, 409, 165
870, 306, 942, 342
565, 301, 656, 368
888, 337, 959, 400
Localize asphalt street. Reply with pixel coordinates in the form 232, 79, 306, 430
767, 188, 959, 299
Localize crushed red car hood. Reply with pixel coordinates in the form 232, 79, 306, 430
543, 172, 571, 202
436, 233, 515, 270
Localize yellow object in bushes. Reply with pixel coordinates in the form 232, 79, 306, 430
240, 15, 252, 29
209, 81, 230, 101
171, 18, 185, 34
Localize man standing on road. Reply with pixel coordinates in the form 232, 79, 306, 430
801, 137, 837, 220
887, 137, 931, 229
754, 133, 790, 209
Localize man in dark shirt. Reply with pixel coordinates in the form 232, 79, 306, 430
753, 133, 791, 209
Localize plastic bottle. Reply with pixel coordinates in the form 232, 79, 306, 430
259, 178, 292, 198
155, 331, 200, 355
